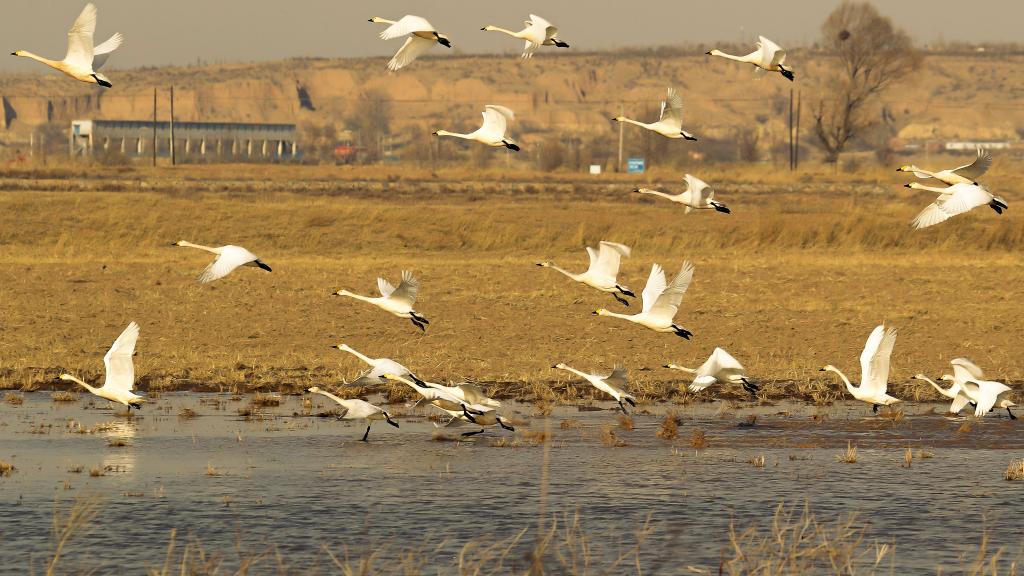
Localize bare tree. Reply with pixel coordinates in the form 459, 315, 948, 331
812, 2, 922, 162
347, 88, 392, 164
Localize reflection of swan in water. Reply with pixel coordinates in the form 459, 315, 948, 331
97, 419, 137, 474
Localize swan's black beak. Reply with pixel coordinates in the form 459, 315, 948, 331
705, 50, 712, 55
818, 368, 826, 372
903, 184, 912, 188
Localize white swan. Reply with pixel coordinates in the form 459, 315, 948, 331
333, 270, 430, 331
172, 240, 272, 283
898, 148, 992, 185
421, 381, 501, 409
613, 87, 697, 140
634, 174, 730, 214
11, 3, 123, 87
553, 363, 637, 414
59, 322, 145, 412
665, 347, 757, 396
906, 182, 1007, 229
433, 105, 519, 150
430, 405, 515, 436
306, 387, 398, 441
593, 261, 694, 339
382, 374, 489, 422
960, 379, 1017, 419
706, 36, 794, 81
537, 241, 635, 306
912, 357, 984, 414
369, 15, 451, 71
481, 14, 569, 58
820, 324, 902, 413
333, 343, 423, 387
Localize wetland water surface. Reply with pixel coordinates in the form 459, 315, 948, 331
2, 393, 1022, 574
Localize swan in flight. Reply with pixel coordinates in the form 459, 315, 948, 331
11, 3, 123, 88
906, 182, 1007, 229
369, 15, 451, 71
420, 381, 501, 409
706, 36, 794, 81
634, 174, 730, 214
172, 240, 272, 283
481, 14, 569, 58
593, 261, 695, 339
537, 241, 635, 306
912, 357, 984, 414
613, 88, 697, 140
898, 148, 992, 186
665, 348, 757, 396
433, 105, 519, 150
553, 363, 637, 414
60, 322, 145, 413
820, 324, 902, 413
430, 405, 515, 436
333, 343, 424, 387
306, 387, 398, 441
382, 374, 489, 422
333, 270, 430, 331
959, 379, 1017, 419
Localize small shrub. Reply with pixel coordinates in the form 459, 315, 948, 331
656, 412, 680, 440
1004, 459, 1024, 481
836, 442, 858, 463
51, 391, 80, 403
690, 429, 709, 449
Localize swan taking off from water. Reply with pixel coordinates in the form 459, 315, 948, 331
912, 357, 984, 414
820, 324, 902, 413
433, 105, 519, 150
430, 405, 515, 436
306, 387, 398, 441
381, 374, 489, 423
421, 381, 501, 409
959, 379, 1017, 419
593, 261, 695, 339
537, 241, 635, 306
634, 174, 730, 214
553, 363, 637, 414
333, 270, 430, 331
666, 348, 757, 396
481, 14, 569, 58
706, 36, 794, 81
11, 3, 123, 87
613, 88, 697, 140
60, 322, 145, 413
369, 15, 451, 71
172, 241, 272, 283
906, 182, 1007, 229
333, 343, 423, 387
898, 148, 992, 186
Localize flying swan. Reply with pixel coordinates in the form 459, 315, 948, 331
433, 105, 520, 150
537, 241, 635, 306
898, 148, 992, 186
333, 343, 424, 387
173, 240, 272, 283
706, 36, 794, 81
553, 363, 637, 414
481, 14, 569, 58
613, 87, 697, 140
820, 324, 902, 413
959, 378, 1017, 419
634, 174, 730, 213
306, 386, 399, 441
666, 347, 757, 396
906, 182, 1007, 229
333, 270, 430, 331
593, 261, 695, 339
912, 357, 985, 415
369, 15, 451, 71
11, 3, 123, 87
60, 321, 145, 413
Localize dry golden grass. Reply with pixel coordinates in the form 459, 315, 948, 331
690, 429, 709, 449
0, 459, 13, 477
616, 414, 634, 431
748, 454, 766, 468
4, 392, 23, 405
251, 393, 283, 407
600, 425, 627, 447
656, 412, 680, 440
903, 447, 913, 468
837, 442, 859, 464
178, 407, 198, 419
1004, 459, 1024, 481
50, 391, 79, 403
1, 166, 1022, 403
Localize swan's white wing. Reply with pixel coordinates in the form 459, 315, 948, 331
91, 32, 122, 70
710, 347, 744, 372
758, 36, 785, 67
377, 277, 397, 297
379, 15, 434, 40
103, 321, 139, 392
911, 201, 953, 230
529, 14, 554, 33
198, 246, 257, 284
593, 241, 630, 278
859, 325, 897, 394
683, 174, 713, 203
648, 261, 694, 321
951, 358, 984, 382
658, 87, 684, 129
387, 35, 433, 71
485, 105, 515, 123
935, 184, 994, 217
949, 392, 972, 414
640, 263, 668, 314
603, 366, 628, 390
522, 39, 540, 59
388, 270, 420, 307
65, 3, 97, 69
478, 105, 511, 141
689, 375, 719, 392
951, 148, 992, 181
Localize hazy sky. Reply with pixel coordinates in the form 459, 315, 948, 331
2, 1, 1020, 73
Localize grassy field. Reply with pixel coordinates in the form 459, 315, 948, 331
0, 163, 1022, 404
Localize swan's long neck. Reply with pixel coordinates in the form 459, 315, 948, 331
434, 130, 474, 140
482, 26, 523, 38
370, 17, 397, 25
546, 263, 581, 282
918, 376, 952, 397
910, 183, 951, 194
310, 388, 347, 407
615, 117, 651, 129
340, 347, 375, 366
669, 365, 697, 374
336, 291, 376, 304
177, 241, 219, 254
708, 49, 751, 64
63, 375, 99, 395
14, 51, 62, 69
637, 189, 677, 201
825, 367, 857, 396
597, 310, 634, 321
558, 366, 590, 380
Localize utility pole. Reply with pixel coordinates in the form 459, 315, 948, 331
169, 86, 176, 166
788, 88, 794, 171
795, 90, 802, 170
152, 88, 157, 167
617, 102, 624, 172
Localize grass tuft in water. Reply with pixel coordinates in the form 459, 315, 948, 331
836, 442, 858, 463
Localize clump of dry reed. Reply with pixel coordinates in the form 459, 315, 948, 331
1004, 459, 1024, 481
902, 448, 913, 468
617, 414, 634, 431
748, 454, 766, 468
836, 442, 858, 463
0, 459, 14, 477
51, 391, 79, 403
4, 392, 24, 405
251, 393, 282, 407
601, 425, 627, 447
690, 429, 709, 449
656, 412, 680, 440
559, 418, 580, 429
178, 407, 198, 419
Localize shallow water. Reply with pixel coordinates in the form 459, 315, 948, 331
1, 393, 1022, 574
